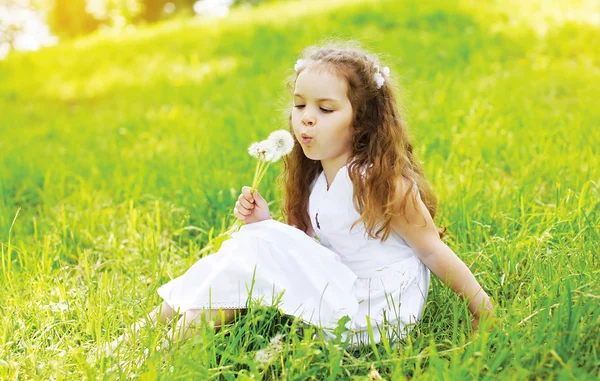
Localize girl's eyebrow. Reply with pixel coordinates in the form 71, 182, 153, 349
293, 93, 339, 102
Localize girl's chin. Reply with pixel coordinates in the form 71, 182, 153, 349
301, 149, 320, 161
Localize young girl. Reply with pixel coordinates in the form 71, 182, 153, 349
109, 42, 494, 352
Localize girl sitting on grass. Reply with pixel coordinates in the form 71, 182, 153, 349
109, 41, 495, 353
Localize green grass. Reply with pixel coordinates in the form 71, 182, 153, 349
1, 0, 599, 378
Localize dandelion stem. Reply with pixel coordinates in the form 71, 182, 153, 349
251, 162, 263, 190
253, 162, 271, 192
226, 159, 270, 236
252, 159, 261, 189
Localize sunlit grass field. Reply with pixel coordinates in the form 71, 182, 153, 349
1, 0, 599, 379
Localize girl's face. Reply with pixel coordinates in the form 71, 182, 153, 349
292, 68, 353, 165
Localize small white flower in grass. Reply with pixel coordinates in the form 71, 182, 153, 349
367, 367, 383, 380
45, 302, 69, 312
268, 129, 294, 162
255, 333, 286, 367
270, 332, 285, 347
255, 348, 273, 366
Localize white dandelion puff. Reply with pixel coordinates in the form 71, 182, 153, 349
248, 139, 276, 162
268, 129, 294, 161
226, 130, 293, 236
257, 139, 277, 162
248, 142, 261, 158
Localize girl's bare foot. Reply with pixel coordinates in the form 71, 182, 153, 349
106, 301, 177, 354
164, 308, 244, 347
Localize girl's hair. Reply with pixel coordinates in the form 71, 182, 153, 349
279, 40, 446, 241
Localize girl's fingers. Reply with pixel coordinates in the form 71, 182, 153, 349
238, 194, 254, 210
240, 201, 253, 215
233, 207, 246, 220
241, 186, 255, 204
235, 201, 251, 216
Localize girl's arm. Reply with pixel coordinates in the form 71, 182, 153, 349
391, 179, 494, 327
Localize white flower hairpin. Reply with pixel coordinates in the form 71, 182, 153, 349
373, 64, 390, 89
294, 59, 306, 72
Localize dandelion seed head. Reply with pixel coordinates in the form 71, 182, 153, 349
248, 142, 261, 158
268, 129, 294, 158
258, 139, 277, 162
248, 139, 276, 162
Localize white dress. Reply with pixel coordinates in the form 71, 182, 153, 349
157, 163, 430, 347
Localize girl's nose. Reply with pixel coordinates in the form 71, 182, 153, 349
301, 112, 315, 126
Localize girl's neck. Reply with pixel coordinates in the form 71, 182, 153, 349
320, 154, 352, 188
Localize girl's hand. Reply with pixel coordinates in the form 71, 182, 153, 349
233, 186, 271, 225
471, 308, 499, 338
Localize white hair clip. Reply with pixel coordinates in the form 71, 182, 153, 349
373, 64, 390, 89
294, 59, 306, 72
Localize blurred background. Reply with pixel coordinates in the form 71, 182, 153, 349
1, 0, 277, 59
0, 0, 599, 378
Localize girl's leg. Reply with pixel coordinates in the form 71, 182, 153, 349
163, 308, 246, 348
108, 301, 177, 352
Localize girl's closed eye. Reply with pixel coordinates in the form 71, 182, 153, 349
294, 105, 334, 113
